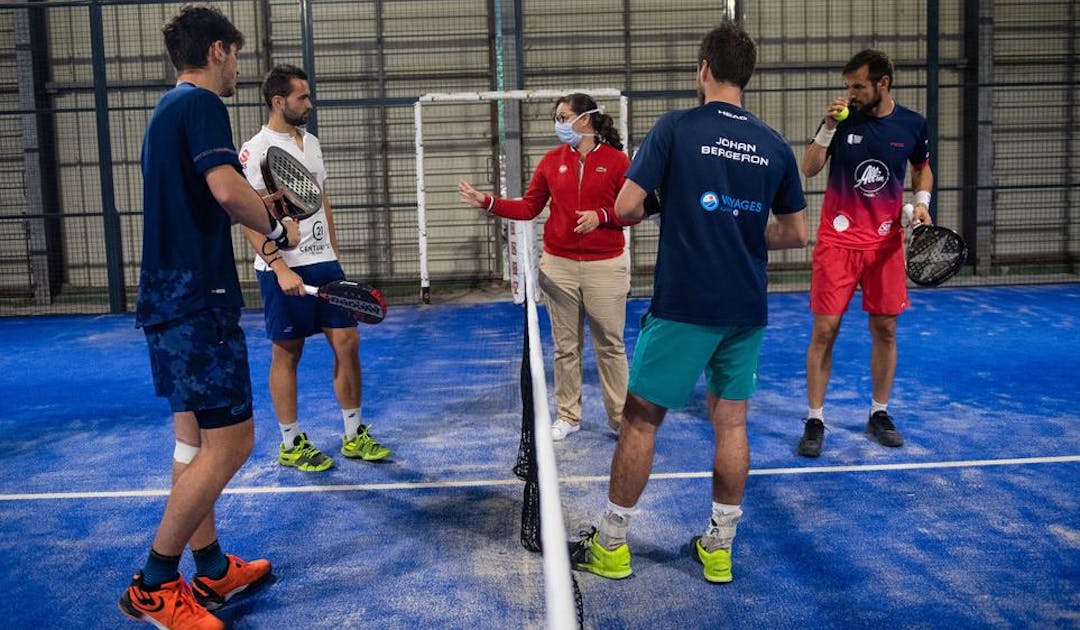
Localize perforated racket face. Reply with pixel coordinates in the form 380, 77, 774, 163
261, 146, 322, 220
906, 225, 968, 287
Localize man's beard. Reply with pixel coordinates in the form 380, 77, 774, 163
284, 110, 309, 127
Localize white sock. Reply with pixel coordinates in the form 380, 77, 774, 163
807, 406, 824, 421
871, 400, 888, 416
280, 422, 302, 448
597, 500, 634, 550
342, 408, 362, 439
702, 502, 742, 551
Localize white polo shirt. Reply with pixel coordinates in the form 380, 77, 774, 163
239, 126, 337, 271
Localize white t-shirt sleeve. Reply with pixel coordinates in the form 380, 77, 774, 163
238, 135, 267, 190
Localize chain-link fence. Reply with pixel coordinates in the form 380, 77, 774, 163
0, 0, 1076, 315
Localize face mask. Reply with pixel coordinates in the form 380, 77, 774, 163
553, 109, 599, 147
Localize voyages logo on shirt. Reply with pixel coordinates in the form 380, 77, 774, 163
701, 191, 763, 216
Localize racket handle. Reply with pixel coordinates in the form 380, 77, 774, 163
303, 284, 319, 297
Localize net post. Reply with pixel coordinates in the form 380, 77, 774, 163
519, 225, 577, 630
414, 100, 431, 304
619, 95, 632, 279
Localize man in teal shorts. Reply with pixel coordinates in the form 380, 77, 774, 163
570, 22, 808, 584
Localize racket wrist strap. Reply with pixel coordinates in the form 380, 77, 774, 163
264, 214, 290, 249
914, 190, 931, 208
484, 194, 495, 212
813, 126, 835, 148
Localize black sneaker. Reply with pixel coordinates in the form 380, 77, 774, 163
867, 410, 903, 447
797, 418, 825, 457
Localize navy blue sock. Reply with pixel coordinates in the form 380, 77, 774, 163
192, 540, 229, 580
141, 549, 181, 588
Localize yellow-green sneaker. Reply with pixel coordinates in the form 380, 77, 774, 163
570, 529, 632, 580
341, 425, 391, 461
691, 536, 733, 583
278, 433, 334, 472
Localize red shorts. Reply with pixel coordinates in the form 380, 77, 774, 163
810, 240, 909, 315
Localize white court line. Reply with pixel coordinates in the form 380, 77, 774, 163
1, 454, 1078, 502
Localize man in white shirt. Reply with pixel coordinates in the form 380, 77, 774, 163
239, 64, 390, 472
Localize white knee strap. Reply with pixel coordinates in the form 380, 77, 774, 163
173, 441, 201, 464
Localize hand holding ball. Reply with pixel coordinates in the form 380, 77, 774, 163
833, 106, 850, 122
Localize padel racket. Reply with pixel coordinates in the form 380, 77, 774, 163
304, 280, 387, 324
906, 223, 967, 287
260, 145, 322, 220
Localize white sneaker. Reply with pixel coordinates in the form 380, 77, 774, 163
551, 419, 580, 441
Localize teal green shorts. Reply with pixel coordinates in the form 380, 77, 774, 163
628, 313, 765, 409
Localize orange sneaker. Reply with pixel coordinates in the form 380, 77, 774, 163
118, 573, 223, 629
191, 554, 272, 611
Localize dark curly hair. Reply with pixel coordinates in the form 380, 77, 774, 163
162, 5, 244, 72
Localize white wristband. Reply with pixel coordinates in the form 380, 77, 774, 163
914, 190, 931, 207
265, 217, 284, 241
813, 126, 836, 148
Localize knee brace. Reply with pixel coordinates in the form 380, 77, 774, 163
173, 440, 201, 464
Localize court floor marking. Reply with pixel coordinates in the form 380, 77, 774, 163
1, 454, 1077, 501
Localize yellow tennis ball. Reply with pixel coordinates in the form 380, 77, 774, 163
833, 106, 850, 122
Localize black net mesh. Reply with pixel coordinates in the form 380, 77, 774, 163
515, 300, 541, 553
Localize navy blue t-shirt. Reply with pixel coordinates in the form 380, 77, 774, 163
627, 102, 805, 327
136, 82, 245, 327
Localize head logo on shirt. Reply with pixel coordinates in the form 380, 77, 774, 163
700, 191, 720, 212
558, 164, 569, 174
853, 159, 889, 197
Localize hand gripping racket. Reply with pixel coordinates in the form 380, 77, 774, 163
260, 145, 323, 220
905, 215, 968, 287
304, 280, 387, 324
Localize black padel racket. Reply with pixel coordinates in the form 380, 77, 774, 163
260, 145, 322, 220
906, 224, 967, 287
304, 280, 387, 324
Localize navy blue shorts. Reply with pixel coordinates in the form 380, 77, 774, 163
144, 308, 253, 429
257, 260, 356, 340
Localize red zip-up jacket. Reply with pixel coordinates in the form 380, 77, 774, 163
491, 143, 634, 261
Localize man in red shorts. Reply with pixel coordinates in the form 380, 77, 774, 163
798, 49, 934, 457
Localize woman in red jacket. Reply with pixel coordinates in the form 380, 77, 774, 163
459, 93, 634, 441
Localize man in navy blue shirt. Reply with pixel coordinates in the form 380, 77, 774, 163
571, 22, 808, 585
119, 7, 298, 629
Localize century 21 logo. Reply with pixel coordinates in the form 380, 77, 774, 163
853, 159, 889, 197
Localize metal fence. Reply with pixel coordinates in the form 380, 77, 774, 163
0, 0, 1076, 316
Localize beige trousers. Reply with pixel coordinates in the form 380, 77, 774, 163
538, 251, 630, 428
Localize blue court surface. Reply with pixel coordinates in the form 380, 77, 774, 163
0, 284, 1078, 629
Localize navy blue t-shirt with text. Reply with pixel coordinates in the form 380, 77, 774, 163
627, 102, 805, 327
137, 82, 245, 328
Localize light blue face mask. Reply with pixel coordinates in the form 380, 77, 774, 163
554, 109, 599, 147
